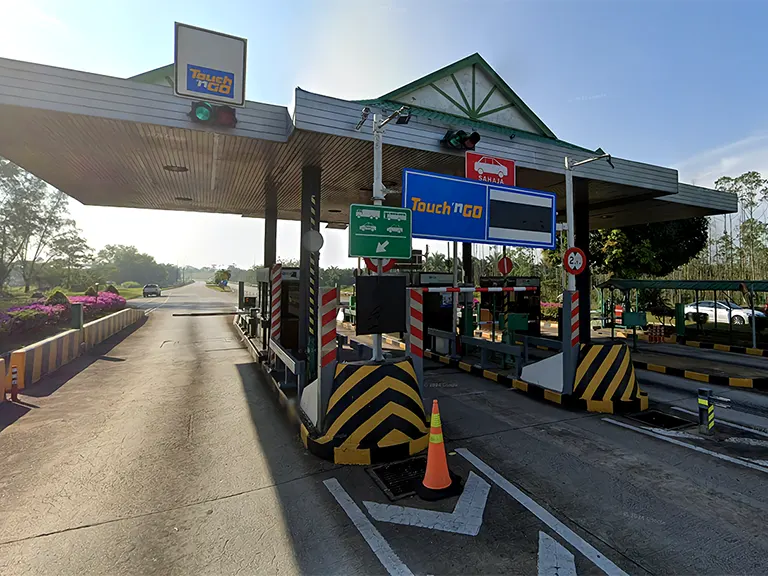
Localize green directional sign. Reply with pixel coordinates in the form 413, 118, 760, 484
349, 204, 412, 259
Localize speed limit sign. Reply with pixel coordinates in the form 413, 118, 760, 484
563, 247, 587, 275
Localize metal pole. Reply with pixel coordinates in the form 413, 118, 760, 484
751, 284, 757, 349
698, 387, 714, 435
564, 159, 576, 293
452, 240, 458, 351
372, 115, 384, 361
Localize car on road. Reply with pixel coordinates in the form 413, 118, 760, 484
474, 156, 508, 178
143, 283, 161, 297
683, 300, 764, 325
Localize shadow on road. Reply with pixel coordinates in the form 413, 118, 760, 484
20, 316, 148, 399
234, 361, 344, 574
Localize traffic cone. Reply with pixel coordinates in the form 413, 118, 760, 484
417, 399, 462, 501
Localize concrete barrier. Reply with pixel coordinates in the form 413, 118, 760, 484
0, 307, 145, 399
83, 308, 144, 349
16, 329, 82, 390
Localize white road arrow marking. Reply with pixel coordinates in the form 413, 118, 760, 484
376, 240, 389, 253
363, 471, 490, 536
538, 531, 577, 576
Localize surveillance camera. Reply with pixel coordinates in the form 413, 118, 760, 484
355, 107, 371, 131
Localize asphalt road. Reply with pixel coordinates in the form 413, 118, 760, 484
3, 281, 768, 574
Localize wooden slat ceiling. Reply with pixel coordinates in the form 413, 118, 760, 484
0, 103, 705, 229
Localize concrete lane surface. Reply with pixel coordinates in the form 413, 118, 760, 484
2, 281, 768, 574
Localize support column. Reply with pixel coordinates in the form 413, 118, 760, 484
264, 181, 278, 268
462, 242, 473, 284
299, 166, 321, 372
574, 177, 591, 344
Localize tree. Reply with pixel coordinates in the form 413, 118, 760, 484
45, 222, 92, 288
0, 158, 70, 290
590, 217, 708, 278
96, 245, 168, 285
424, 252, 449, 272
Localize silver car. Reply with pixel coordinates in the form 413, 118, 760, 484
143, 284, 161, 297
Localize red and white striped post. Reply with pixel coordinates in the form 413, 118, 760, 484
570, 292, 580, 348
409, 289, 424, 394
315, 287, 338, 431
560, 290, 580, 395
270, 263, 282, 343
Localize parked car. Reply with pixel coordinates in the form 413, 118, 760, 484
683, 300, 764, 325
143, 284, 161, 297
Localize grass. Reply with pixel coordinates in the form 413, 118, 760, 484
205, 284, 232, 292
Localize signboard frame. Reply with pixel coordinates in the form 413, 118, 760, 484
402, 168, 556, 250
348, 204, 412, 259
174, 22, 247, 107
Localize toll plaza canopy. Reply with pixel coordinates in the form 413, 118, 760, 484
0, 53, 737, 229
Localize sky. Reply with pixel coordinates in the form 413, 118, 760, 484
1, 0, 766, 269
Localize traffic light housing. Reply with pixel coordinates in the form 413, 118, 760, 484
189, 102, 237, 128
442, 129, 480, 151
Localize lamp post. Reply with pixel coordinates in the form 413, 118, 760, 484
358, 105, 410, 361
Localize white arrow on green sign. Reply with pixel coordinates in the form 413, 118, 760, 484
348, 204, 412, 259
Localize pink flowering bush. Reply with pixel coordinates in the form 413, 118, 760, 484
540, 301, 562, 321
1, 291, 126, 339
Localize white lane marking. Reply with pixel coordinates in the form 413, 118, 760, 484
671, 406, 768, 439
323, 478, 413, 576
456, 448, 628, 576
602, 418, 768, 475
145, 296, 170, 314
725, 437, 768, 448
364, 471, 490, 536
538, 531, 577, 576
643, 427, 702, 440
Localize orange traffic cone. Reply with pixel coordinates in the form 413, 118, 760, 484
417, 399, 462, 501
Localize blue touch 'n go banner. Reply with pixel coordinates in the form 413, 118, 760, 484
186, 64, 235, 99
401, 169, 557, 249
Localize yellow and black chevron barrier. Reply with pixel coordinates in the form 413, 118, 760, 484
573, 344, 648, 413
301, 359, 429, 465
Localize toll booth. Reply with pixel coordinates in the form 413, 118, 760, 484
414, 272, 455, 338
478, 276, 541, 337
254, 266, 301, 352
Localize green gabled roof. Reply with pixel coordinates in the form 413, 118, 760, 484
374, 53, 556, 139
354, 98, 598, 154
128, 64, 174, 86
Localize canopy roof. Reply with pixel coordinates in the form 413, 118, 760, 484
0, 52, 738, 230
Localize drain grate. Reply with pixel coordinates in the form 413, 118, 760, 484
367, 456, 427, 501
627, 409, 693, 430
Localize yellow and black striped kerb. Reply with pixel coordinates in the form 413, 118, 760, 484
303, 359, 429, 465
683, 338, 768, 358
631, 360, 768, 390
573, 344, 648, 413
422, 349, 568, 408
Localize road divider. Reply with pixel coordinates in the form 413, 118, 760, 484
1, 307, 145, 400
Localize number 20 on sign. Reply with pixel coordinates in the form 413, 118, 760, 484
563, 247, 587, 275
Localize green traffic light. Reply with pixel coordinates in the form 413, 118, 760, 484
194, 104, 212, 121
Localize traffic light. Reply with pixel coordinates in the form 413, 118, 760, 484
442, 129, 480, 151
189, 101, 237, 128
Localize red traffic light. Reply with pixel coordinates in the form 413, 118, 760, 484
189, 102, 237, 128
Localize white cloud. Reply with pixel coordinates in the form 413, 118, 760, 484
674, 133, 768, 187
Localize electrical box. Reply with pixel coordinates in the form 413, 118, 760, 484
622, 311, 647, 328
505, 313, 529, 332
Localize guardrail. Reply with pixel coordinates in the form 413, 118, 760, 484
269, 338, 306, 396
459, 335, 524, 377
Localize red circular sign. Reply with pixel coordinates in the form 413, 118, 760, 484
498, 256, 513, 275
563, 247, 587, 275
364, 257, 395, 273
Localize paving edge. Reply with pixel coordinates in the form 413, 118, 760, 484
232, 320, 427, 465
632, 360, 768, 390
422, 349, 648, 414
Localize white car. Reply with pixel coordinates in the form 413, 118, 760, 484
387, 225, 403, 234
683, 300, 764, 325
359, 223, 376, 232
474, 156, 508, 178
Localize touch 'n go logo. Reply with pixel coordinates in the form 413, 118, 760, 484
186, 64, 235, 98
409, 197, 483, 219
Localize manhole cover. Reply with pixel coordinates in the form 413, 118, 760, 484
367, 456, 427, 501
627, 409, 693, 430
